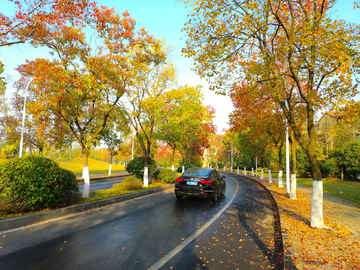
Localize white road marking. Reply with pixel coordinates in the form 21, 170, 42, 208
147, 176, 239, 270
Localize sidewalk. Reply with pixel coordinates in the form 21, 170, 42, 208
242, 172, 360, 269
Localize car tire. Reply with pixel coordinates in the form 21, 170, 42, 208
213, 188, 218, 202
176, 194, 183, 200
221, 184, 226, 197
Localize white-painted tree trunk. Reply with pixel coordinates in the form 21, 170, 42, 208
182, 165, 185, 173
311, 181, 328, 228
224, 166, 226, 171
268, 169, 272, 183
143, 166, 149, 187
82, 166, 90, 198
252, 168, 254, 177
237, 167, 239, 174
172, 165, 174, 171
108, 163, 112, 176
244, 167, 246, 175
261, 169, 264, 180
290, 174, 297, 200
278, 170, 284, 188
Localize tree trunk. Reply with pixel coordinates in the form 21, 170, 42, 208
82, 148, 90, 198
144, 154, 149, 187
171, 149, 175, 171
307, 105, 326, 228
268, 154, 272, 183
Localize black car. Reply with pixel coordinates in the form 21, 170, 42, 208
175, 167, 226, 201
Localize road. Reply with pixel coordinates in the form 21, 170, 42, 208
78, 176, 127, 192
0, 173, 283, 269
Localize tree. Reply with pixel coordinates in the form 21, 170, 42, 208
0, 0, 94, 47
339, 140, 360, 180
121, 41, 177, 186
183, 0, 360, 228
158, 85, 216, 170
94, 128, 123, 175
16, 6, 158, 197
0, 0, 95, 87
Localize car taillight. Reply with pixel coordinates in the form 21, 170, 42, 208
200, 180, 212, 185
176, 178, 184, 182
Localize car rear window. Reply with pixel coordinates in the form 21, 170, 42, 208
183, 168, 211, 177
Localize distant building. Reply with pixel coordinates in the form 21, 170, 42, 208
316, 105, 360, 155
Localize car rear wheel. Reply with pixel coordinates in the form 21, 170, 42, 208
221, 184, 226, 197
212, 188, 218, 202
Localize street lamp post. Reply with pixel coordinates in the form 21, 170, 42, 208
285, 100, 290, 194
19, 77, 34, 158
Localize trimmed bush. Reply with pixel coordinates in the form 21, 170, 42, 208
154, 168, 177, 184
125, 156, 156, 179
176, 163, 194, 173
0, 156, 79, 213
113, 177, 143, 190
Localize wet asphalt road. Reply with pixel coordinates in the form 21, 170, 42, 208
0, 173, 283, 269
78, 176, 127, 192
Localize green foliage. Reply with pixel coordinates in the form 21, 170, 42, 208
153, 168, 177, 184
2, 144, 18, 159
339, 140, 360, 180
320, 157, 340, 178
0, 156, 79, 213
176, 163, 194, 173
218, 162, 225, 168
113, 177, 143, 190
125, 156, 157, 179
296, 148, 312, 178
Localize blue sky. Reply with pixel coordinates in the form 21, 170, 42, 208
1, 0, 359, 133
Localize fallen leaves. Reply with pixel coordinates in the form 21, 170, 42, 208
265, 183, 360, 269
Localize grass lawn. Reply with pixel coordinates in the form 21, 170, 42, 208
0, 157, 126, 176
297, 178, 360, 206
48, 158, 126, 176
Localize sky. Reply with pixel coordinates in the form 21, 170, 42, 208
1, 0, 360, 134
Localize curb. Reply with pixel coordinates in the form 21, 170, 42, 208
0, 184, 174, 232
225, 172, 286, 269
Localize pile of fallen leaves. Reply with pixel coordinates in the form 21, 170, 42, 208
263, 182, 360, 270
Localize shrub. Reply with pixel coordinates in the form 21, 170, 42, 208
113, 177, 143, 190
320, 157, 340, 178
339, 140, 360, 180
176, 163, 194, 173
0, 156, 79, 213
125, 156, 156, 179
296, 148, 312, 177
153, 169, 177, 184
218, 162, 225, 168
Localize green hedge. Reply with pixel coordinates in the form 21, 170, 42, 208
125, 156, 156, 179
154, 169, 177, 184
0, 156, 79, 213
